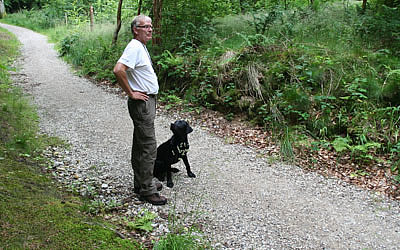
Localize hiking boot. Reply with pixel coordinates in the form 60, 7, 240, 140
134, 182, 163, 194
139, 193, 167, 205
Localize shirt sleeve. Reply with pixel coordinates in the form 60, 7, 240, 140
118, 42, 139, 69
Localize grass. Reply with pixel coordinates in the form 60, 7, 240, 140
0, 9, 64, 32
154, 233, 203, 250
0, 158, 139, 249
0, 27, 141, 249
214, 14, 253, 49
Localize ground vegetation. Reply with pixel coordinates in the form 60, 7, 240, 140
1, 0, 399, 201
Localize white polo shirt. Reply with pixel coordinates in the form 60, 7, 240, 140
118, 39, 159, 95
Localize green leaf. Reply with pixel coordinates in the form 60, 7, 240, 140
126, 209, 156, 232
0, 63, 8, 70
332, 137, 351, 153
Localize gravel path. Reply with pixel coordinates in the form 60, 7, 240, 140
2, 23, 400, 249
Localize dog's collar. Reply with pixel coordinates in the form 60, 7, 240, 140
171, 142, 189, 156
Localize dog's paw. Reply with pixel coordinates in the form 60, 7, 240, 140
188, 172, 196, 178
167, 182, 174, 188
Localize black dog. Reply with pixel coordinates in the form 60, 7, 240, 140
153, 120, 196, 188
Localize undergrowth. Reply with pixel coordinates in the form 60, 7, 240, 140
0, 27, 141, 249
3, 1, 400, 185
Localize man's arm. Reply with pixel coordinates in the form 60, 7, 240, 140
113, 62, 149, 101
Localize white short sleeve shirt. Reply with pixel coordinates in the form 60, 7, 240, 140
118, 39, 159, 95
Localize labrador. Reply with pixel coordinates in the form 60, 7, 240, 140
153, 120, 196, 188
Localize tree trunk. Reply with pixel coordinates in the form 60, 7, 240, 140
112, 0, 123, 46
90, 5, 94, 32
138, 0, 142, 15
152, 0, 163, 45
362, 0, 367, 11
0, 0, 6, 19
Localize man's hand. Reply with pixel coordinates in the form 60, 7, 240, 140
114, 62, 149, 101
130, 91, 149, 101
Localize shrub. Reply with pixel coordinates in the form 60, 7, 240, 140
356, 5, 400, 55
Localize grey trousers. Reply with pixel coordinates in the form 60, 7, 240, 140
128, 96, 157, 196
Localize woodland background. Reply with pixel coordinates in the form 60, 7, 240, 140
1, 0, 400, 199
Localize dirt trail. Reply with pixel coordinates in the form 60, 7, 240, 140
2, 23, 400, 249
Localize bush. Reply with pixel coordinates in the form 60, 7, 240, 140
356, 5, 400, 55
59, 23, 128, 81
10, 1, 400, 165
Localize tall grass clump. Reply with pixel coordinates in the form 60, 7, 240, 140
154, 233, 205, 250
2, 9, 64, 31
59, 22, 130, 81
0, 27, 42, 155
152, 190, 210, 250
214, 14, 254, 49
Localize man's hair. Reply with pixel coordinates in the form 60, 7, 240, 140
131, 15, 151, 37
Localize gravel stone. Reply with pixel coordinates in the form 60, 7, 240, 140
2, 23, 400, 249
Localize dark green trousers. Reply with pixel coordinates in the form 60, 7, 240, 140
128, 96, 157, 196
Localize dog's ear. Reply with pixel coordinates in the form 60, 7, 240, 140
170, 123, 175, 132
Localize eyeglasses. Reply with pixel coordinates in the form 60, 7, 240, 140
136, 25, 153, 29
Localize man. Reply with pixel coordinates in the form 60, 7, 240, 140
113, 15, 166, 205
